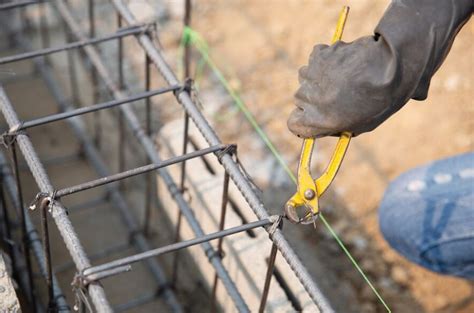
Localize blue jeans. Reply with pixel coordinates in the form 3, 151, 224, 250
379, 152, 474, 279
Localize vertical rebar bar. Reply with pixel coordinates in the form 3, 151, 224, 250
19, 3, 31, 34
258, 243, 278, 313
211, 171, 230, 313
0, 171, 16, 274
0, 150, 70, 312
39, 197, 56, 312
9, 142, 37, 313
39, 0, 50, 50
171, 0, 192, 288
143, 53, 153, 236
89, 0, 101, 149
117, 14, 126, 188
64, 20, 79, 107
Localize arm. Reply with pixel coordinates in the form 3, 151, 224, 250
288, 0, 473, 138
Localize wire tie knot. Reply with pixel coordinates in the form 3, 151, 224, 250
205, 247, 225, 261
173, 78, 193, 97
216, 144, 237, 164
267, 215, 283, 238
29, 191, 53, 211
72, 272, 93, 312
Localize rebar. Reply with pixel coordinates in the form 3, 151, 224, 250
38, 196, 55, 311
26, 47, 183, 313
259, 243, 278, 313
9, 85, 179, 133
7, 141, 37, 312
0, 0, 44, 11
0, 170, 16, 281
0, 1, 338, 311
143, 53, 153, 236
82, 218, 274, 280
51, 144, 227, 199
53, 1, 250, 311
0, 86, 113, 312
172, 0, 192, 287
111, 1, 333, 311
0, 25, 147, 65
0, 152, 70, 312
211, 172, 230, 313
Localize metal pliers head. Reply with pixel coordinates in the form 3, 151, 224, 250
285, 133, 351, 225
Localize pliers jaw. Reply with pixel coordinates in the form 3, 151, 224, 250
284, 199, 320, 225
284, 138, 320, 224
284, 133, 351, 225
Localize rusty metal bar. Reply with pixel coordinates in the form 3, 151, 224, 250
52, 1, 250, 311
0, 25, 146, 65
0, 86, 113, 312
111, 1, 333, 311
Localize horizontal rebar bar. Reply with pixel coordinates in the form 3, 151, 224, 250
0, 85, 113, 312
111, 1, 333, 311
86, 265, 132, 282
10, 85, 180, 133
0, 25, 146, 65
53, 144, 227, 199
0, 0, 44, 11
53, 2, 249, 311
83, 218, 275, 278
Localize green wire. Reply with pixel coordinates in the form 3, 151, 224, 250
180, 26, 391, 312
319, 214, 391, 312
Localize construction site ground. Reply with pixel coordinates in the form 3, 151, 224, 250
1, 0, 472, 312
158, 0, 474, 312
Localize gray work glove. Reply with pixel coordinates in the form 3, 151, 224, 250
288, 0, 472, 138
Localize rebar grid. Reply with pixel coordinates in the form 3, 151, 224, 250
0, 1, 334, 312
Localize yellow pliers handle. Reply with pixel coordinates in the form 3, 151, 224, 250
285, 6, 352, 224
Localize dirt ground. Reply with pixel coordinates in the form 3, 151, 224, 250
0, 1, 472, 312
159, 0, 473, 312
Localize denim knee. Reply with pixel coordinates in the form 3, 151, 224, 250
379, 152, 474, 279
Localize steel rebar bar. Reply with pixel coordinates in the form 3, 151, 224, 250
0, 0, 44, 11
143, 53, 153, 236
83, 218, 274, 279
7, 141, 37, 311
0, 26, 146, 65
53, 2, 250, 311
52, 144, 227, 199
38, 197, 55, 311
21, 43, 183, 312
211, 171, 230, 313
0, 151, 70, 312
111, 1, 333, 311
8, 85, 179, 133
172, 0, 192, 288
259, 243, 278, 313
0, 86, 113, 312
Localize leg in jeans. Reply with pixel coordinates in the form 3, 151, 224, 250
379, 152, 474, 279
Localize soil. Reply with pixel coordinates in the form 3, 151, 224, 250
0, 1, 472, 312
159, 0, 474, 312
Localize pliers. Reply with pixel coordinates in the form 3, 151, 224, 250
285, 7, 352, 225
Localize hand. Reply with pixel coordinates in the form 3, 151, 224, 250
288, 38, 397, 138
287, 0, 472, 139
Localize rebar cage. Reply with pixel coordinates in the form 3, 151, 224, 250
0, 1, 333, 312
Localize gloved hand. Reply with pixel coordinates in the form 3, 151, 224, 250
288, 0, 472, 138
